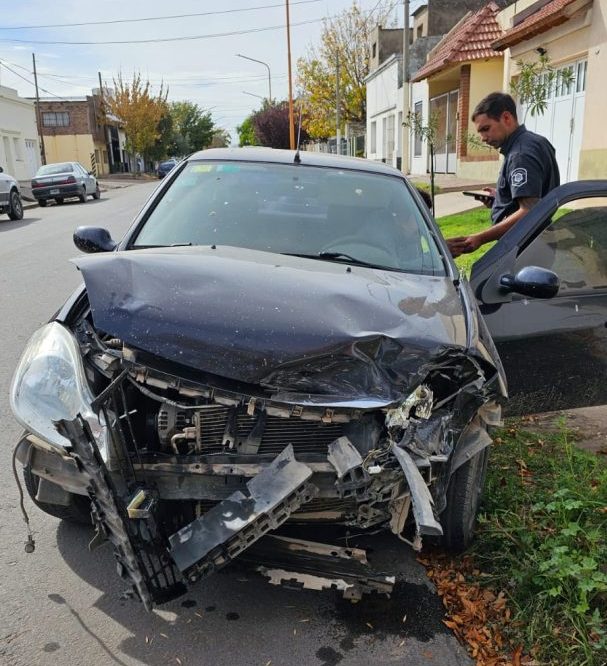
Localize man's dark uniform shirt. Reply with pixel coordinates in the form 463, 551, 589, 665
492, 124, 560, 224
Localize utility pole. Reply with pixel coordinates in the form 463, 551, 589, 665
336, 54, 341, 155
32, 53, 46, 165
402, 0, 410, 174
286, 0, 295, 149
98, 71, 112, 175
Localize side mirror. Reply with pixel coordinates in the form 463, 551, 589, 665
0, 166, 3, 173
500, 265, 560, 299
73, 226, 117, 253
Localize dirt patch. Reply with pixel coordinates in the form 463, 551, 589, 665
520, 405, 607, 455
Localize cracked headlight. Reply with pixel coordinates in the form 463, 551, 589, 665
10, 322, 106, 453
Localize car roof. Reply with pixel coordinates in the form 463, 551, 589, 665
188, 147, 405, 178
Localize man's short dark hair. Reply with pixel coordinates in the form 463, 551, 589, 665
472, 92, 518, 122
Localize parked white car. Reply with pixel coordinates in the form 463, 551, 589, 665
0, 166, 24, 220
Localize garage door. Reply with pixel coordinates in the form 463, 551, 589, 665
520, 59, 587, 183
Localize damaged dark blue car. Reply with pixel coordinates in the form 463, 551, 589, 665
10, 148, 607, 609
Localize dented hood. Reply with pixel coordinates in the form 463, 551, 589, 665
75, 246, 468, 403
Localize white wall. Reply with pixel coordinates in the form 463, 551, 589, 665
0, 86, 41, 180
409, 80, 430, 175
366, 56, 403, 168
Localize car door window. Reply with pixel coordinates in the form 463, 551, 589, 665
513, 201, 607, 293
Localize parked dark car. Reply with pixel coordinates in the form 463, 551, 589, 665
31, 161, 100, 206
157, 158, 178, 178
10, 148, 607, 610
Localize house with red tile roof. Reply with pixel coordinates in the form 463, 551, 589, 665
494, 0, 606, 181
409, 2, 505, 179
408, 0, 606, 182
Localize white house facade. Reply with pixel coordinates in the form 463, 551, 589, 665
0, 85, 41, 180
365, 54, 404, 169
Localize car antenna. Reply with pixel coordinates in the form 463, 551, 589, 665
294, 101, 304, 164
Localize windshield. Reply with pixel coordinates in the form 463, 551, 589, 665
36, 163, 73, 175
132, 161, 445, 275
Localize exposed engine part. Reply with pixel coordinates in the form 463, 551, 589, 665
327, 436, 370, 500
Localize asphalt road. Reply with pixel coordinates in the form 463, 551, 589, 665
0, 184, 472, 666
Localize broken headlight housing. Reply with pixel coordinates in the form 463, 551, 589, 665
10, 322, 106, 453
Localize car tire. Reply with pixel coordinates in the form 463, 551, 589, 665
92, 184, 101, 200
8, 189, 24, 220
38, 199, 47, 207
23, 464, 92, 525
441, 444, 490, 553
78, 187, 87, 203
55, 197, 64, 205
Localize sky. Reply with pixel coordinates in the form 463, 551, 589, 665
0, 0, 410, 143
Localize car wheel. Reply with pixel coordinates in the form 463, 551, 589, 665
92, 184, 101, 200
78, 187, 87, 203
441, 445, 490, 553
38, 199, 47, 207
55, 197, 64, 205
8, 189, 24, 220
23, 464, 92, 525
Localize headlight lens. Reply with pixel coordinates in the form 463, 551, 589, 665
10, 322, 106, 453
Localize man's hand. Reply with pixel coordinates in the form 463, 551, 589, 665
447, 235, 482, 257
477, 187, 496, 208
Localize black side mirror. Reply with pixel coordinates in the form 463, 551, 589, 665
500, 265, 560, 299
0, 166, 3, 173
73, 226, 117, 253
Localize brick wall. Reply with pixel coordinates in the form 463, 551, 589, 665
37, 97, 104, 142
457, 64, 471, 158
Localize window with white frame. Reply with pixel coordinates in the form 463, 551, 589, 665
42, 112, 70, 127
370, 121, 377, 153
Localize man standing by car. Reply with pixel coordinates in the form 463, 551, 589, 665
447, 92, 559, 257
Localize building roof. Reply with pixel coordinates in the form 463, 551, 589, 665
492, 0, 591, 51
411, 2, 503, 82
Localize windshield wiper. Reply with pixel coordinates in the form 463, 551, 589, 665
282, 252, 390, 270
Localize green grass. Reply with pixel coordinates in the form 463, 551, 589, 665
435, 208, 494, 275
471, 421, 607, 665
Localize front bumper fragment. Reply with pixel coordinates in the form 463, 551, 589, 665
169, 444, 318, 581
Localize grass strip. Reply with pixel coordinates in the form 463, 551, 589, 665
421, 420, 607, 665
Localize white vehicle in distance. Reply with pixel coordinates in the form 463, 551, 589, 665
31, 161, 100, 207
0, 165, 24, 220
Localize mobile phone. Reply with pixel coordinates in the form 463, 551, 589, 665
462, 190, 494, 202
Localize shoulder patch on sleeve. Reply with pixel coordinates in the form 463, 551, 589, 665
510, 167, 527, 188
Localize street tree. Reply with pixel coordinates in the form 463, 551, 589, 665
296, 1, 396, 139
209, 128, 231, 148
168, 101, 215, 155
105, 73, 169, 161
509, 53, 574, 121
236, 115, 259, 147
251, 101, 309, 149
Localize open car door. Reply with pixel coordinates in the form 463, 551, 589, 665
470, 181, 607, 416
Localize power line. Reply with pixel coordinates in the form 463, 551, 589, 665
0, 0, 321, 30
0, 16, 331, 45
0, 58, 68, 100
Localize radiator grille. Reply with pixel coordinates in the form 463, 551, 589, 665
194, 405, 345, 456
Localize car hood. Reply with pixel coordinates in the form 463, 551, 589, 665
75, 246, 469, 404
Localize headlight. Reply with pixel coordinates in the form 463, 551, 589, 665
10, 322, 106, 454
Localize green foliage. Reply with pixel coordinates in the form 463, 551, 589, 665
105, 72, 169, 160
296, 1, 396, 139
510, 54, 575, 121
168, 101, 215, 155
472, 422, 607, 664
236, 116, 259, 147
